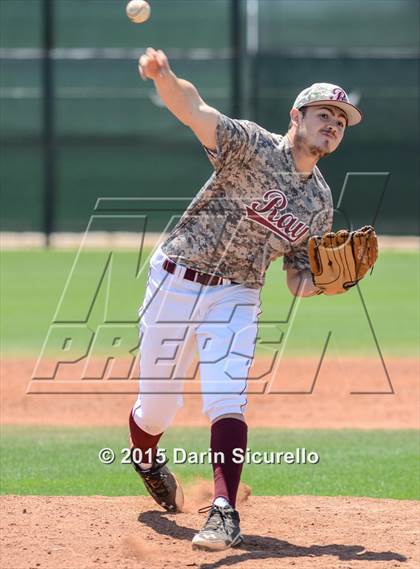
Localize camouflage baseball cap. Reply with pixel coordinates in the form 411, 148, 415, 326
292, 83, 362, 126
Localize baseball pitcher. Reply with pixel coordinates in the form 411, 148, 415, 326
129, 47, 377, 551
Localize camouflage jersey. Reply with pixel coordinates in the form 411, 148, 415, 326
161, 114, 333, 289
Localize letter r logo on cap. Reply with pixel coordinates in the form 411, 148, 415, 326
330, 88, 347, 102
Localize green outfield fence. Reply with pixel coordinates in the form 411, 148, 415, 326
0, 0, 419, 239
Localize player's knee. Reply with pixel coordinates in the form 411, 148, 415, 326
211, 412, 246, 424
132, 414, 167, 436
205, 399, 247, 424
132, 403, 177, 435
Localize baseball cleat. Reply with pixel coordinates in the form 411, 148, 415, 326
131, 454, 184, 513
192, 504, 243, 551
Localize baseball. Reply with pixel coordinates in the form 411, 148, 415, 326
126, 0, 151, 24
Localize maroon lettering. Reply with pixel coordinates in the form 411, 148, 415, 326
276, 213, 296, 231
251, 190, 287, 214
245, 189, 310, 243
330, 88, 346, 102
289, 221, 310, 241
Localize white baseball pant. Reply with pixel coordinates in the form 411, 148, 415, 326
132, 246, 261, 435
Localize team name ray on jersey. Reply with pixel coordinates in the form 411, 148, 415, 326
245, 190, 310, 243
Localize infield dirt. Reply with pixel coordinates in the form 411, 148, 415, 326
2, 356, 418, 429
1, 491, 418, 569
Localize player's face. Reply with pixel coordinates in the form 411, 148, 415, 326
297, 105, 347, 158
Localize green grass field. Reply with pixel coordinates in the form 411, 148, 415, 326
1, 249, 419, 357
1, 426, 418, 500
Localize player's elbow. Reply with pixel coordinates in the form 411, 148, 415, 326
286, 269, 301, 297
287, 281, 307, 297
286, 275, 298, 296
287, 269, 317, 297
288, 284, 318, 298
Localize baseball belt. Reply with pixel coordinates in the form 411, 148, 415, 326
162, 259, 239, 286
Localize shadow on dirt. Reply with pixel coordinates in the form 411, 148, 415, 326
138, 510, 407, 568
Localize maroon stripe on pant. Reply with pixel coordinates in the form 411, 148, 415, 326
129, 411, 163, 464
211, 417, 248, 508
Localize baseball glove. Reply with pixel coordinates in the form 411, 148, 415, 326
308, 225, 378, 295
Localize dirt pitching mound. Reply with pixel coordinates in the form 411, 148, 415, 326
1, 494, 418, 569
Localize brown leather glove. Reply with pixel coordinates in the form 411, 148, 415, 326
308, 225, 378, 295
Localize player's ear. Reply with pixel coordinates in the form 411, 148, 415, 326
289, 107, 300, 128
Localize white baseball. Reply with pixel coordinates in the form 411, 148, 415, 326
126, 0, 151, 24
